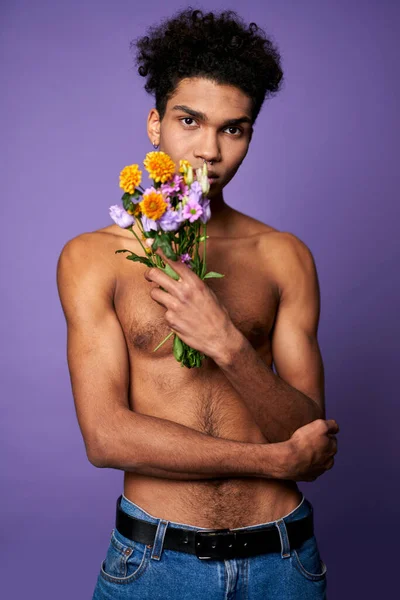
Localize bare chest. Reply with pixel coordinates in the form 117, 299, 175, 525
113, 237, 279, 363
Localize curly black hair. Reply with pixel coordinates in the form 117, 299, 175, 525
130, 6, 284, 125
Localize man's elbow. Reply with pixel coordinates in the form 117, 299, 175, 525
87, 448, 108, 468
84, 428, 111, 468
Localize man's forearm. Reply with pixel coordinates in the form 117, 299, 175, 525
213, 326, 324, 443
91, 408, 288, 480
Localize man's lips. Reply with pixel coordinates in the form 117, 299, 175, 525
207, 173, 220, 183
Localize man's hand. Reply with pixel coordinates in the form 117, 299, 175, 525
144, 247, 233, 358
277, 419, 339, 482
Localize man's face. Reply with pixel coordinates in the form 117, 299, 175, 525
147, 77, 254, 197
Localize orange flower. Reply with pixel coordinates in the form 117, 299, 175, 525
139, 189, 168, 220
144, 151, 176, 183
119, 164, 142, 194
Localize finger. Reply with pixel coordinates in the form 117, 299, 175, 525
326, 457, 335, 470
155, 247, 192, 281
326, 419, 339, 433
144, 266, 180, 296
328, 435, 338, 452
149, 286, 180, 310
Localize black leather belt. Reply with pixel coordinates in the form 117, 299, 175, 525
115, 495, 314, 560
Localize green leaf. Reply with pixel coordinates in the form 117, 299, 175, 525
153, 234, 177, 260
114, 248, 153, 267
173, 334, 184, 361
143, 229, 157, 238
126, 255, 154, 267
122, 190, 142, 210
203, 271, 225, 279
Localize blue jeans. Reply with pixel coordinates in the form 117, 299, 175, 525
92, 492, 327, 599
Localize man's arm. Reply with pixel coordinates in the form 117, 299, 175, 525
56, 233, 287, 480
213, 232, 325, 444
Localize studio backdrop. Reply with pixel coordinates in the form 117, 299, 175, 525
1, 1, 398, 598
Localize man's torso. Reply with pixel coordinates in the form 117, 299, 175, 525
90, 210, 302, 528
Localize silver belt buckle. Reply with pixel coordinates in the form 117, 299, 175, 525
194, 528, 237, 560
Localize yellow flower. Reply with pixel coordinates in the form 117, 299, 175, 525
144, 151, 176, 183
179, 159, 192, 174
139, 190, 168, 220
184, 165, 193, 185
119, 164, 142, 194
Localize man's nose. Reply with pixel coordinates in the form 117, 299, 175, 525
194, 130, 221, 164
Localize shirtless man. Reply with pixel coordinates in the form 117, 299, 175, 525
56, 8, 339, 599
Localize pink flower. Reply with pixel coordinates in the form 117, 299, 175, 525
161, 174, 183, 196
182, 198, 203, 223
179, 179, 189, 197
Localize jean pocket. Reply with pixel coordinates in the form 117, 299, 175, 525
100, 527, 151, 585
291, 535, 327, 582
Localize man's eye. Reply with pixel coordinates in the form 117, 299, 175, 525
180, 117, 196, 127
179, 118, 242, 136
225, 126, 242, 136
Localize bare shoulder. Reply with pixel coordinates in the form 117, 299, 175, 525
230, 210, 315, 263
57, 230, 105, 273
57, 225, 125, 267
56, 229, 118, 307
262, 230, 320, 296
265, 230, 316, 259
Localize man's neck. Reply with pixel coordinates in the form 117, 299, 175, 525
205, 190, 236, 238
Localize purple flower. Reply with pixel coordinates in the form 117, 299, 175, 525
109, 204, 135, 228
141, 214, 159, 232
180, 252, 193, 269
189, 180, 203, 197
182, 198, 203, 223
199, 197, 211, 223
187, 181, 203, 207
158, 208, 184, 232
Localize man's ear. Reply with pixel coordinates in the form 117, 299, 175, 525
147, 108, 161, 146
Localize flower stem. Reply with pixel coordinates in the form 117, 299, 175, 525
128, 224, 156, 266
201, 221, 207, 278
152, 330, 174, 352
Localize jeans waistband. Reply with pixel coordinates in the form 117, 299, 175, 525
119, 491, 312, 532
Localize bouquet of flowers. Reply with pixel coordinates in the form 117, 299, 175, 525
109, 150, 224, 368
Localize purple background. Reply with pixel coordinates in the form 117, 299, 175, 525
1, 1, 398, 597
